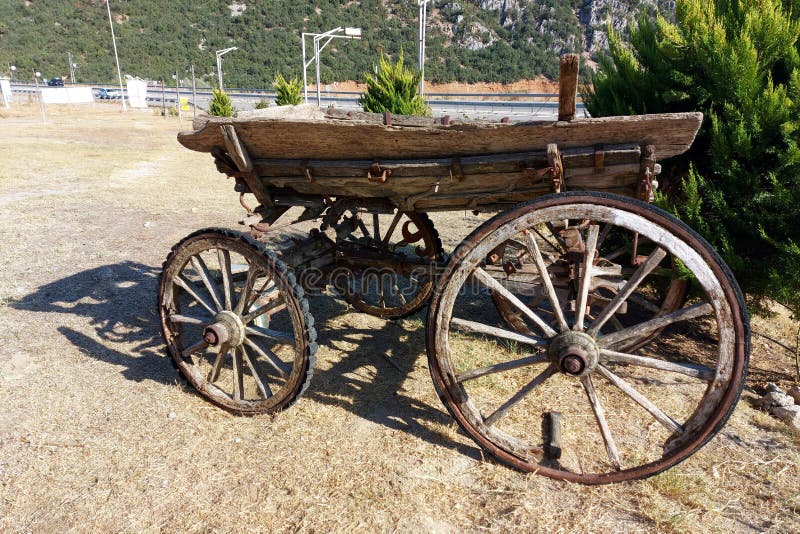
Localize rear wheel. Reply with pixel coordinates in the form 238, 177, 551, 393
426, 193, 749, 484
335, 209, 443, 319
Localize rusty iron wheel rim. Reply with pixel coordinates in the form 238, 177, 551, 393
426, 193, 749, 484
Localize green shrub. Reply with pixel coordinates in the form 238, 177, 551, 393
254, 98, 270, 109
208, 88, 235, 117
274, 73, 302, 106
585, 0, 800, 315
359, 51, 429, 116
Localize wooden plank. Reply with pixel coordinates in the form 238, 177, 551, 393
178, 112, 704, 162
558, 54, 580, 121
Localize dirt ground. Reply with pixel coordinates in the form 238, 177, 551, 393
0, 102, 799, 533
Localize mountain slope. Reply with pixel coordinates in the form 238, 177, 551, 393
0, 1, 671, 88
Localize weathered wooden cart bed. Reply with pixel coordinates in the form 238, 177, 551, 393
161, 56, 749, 485
179, 107, 701, 211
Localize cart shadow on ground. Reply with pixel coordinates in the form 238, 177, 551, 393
11, 261, 482, 460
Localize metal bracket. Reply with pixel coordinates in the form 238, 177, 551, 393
450, 157, 464, 183
367, 162, 392, 183
636, 144, 656, 202
594, 144, 605, 174
300, 161, 314, 183
547, 143, 564, 193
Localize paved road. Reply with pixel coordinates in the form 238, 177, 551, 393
10, 83, 586, 121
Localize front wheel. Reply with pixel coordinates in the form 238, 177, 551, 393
159, 229, 317, 414
426, 192, 749, 484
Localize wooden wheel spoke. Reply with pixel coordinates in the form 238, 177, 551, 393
457, 353, 548, 383
600, 349, 715, 381
378, 274, 387, 308
245, 325, 295, 343
627, 293, 662, 314
588, 247, 668, 336
169, 313, 211, 326
243, 338, 292, 378
473, 267, 558, 338
484, 364, 556, 426
522, 230, 569, 332
217, 248, 234, 311
604, 245, 628, 262
234, 263, 261, 316
598, 302, 714, 348
241, 295, 285, 325
544, 222, 568, 253
181, 339, 209, 359
372, 213, 381, 243
208, 346, 228, 383
596, 365, 684, 435
574, 224, 600, 331
381, 211, 404, 248
357, 217, 370, 239
173, 275, 217, 316
190, 255, 223, 312
581, 375, 622, 471
596, 223, 612, 251
532, 226, 563, 253
241, 345, 272, 399
232, 347, 244, 401
391, 273, 407, 305
609, 315, 625, 332
450, 317, 548, 347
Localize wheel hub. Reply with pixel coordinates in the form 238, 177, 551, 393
548, 331, 599, 377
202, 310, 246, 347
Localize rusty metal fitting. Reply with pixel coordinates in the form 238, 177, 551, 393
203, 323, 229, 347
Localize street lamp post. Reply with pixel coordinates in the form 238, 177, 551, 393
68, 52, 78, 83
216, 47, 238, 91
301, 27, 362, 107
33, 70, 46, 123
418, 0, 430, 97
105, 0, 127, 111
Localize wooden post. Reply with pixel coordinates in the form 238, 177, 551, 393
558, 54, 580, 122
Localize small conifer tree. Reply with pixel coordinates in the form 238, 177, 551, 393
359, 52, 429, 116
274, 73, 303, 106
208, 88, 235, 117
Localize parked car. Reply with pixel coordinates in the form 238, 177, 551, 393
94, 87, 120, 99
47, 77, 64, 87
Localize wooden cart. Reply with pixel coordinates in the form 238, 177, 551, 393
161, 57, 749, 484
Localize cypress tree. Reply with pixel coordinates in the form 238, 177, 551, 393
585, 0, 800, 315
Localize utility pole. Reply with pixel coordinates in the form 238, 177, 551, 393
105, 0, 127, 111
33, 70, 46, 124
418, 0, 429, 97
68, 52, 77, 83
174, 70, 182, 127
191, 64, 197, 120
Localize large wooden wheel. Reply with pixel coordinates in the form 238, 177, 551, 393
426, 193, 749, 484
335, 209, 442, 319
159, 229, 317, 414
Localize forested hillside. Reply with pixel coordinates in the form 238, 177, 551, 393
0, 0, 671, 88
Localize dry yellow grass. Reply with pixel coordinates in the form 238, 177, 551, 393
0, 103, 799, 532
